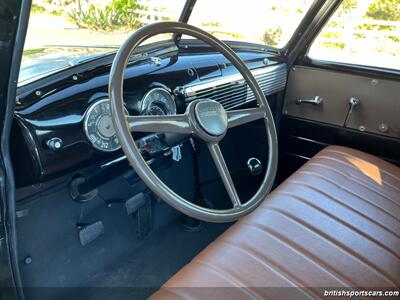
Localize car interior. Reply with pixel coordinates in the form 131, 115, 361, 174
0, 0, 399, 299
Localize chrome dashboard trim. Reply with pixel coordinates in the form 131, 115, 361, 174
100, 155, 154, 169
183, 64, 287, 97
180, 64, 287, 111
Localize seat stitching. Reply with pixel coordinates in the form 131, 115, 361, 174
314, 156, 400, 194
298, 171, 400, 222
256, 206, 398, 286
216, 239, 319, 300
286, 179, 400, 239
235, 222, 360, 288
275, 191, 400, 260
190, 260, 264, 300
322, 149, 400, 182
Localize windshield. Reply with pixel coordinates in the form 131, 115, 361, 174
20, 0, 314, 85
188, 0, 315, 47
20, 0, 186, 85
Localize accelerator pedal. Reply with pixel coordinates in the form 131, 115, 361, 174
78, 221, 104, 246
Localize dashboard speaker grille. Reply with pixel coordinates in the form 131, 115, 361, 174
183, 64, 287, 110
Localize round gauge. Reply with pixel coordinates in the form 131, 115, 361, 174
141, 88, 176, 116
148, 105, 167, 116
84, 98, 128, 152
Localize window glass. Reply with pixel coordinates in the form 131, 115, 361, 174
188, 0, 315, 48
308, 0, 400, 70
20, 0, 185, 84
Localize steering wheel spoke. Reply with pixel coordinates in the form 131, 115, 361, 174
207, 142, 241, 208
227, 107, 266, 129
127, 114, 193, 134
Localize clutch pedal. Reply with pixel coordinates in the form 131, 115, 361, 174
78, 220, 104, 246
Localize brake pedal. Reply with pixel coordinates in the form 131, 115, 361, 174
125, 193, 146, 215
125, 193, 152, 239
78, 221, 104, 246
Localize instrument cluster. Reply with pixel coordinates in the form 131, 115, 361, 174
83, 87, 177, 152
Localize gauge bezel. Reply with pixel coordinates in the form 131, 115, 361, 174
140, 87, 177, 115
83, 98, 128, 152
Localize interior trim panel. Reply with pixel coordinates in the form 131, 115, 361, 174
278, 116, 400, 184
283, 66, 400, 139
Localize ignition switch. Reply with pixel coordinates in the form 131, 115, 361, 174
247, 157, 263, 176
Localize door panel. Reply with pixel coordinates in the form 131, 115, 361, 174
283, 66, 400, 139
279, 65, 400, 184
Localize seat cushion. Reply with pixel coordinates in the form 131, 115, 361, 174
150, 146, 400, 299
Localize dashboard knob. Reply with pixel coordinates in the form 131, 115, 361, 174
46, 137, 63, 152
247, 157, 263, 176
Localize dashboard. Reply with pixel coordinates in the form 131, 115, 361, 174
12, 45, 287, 186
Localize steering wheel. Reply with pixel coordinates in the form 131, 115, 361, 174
109, 22, 278, 223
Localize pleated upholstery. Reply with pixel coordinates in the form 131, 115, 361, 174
150, 146, 400, 300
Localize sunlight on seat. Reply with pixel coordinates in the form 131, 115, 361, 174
346, 157, 382, 185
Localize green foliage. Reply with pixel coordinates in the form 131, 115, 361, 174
321, 42, 345, 50
360, 0, 400, 42
320, 31, 341, 39
68, 0, 143, 31
201, 21, 222, 27
23, 48, 46, 56
32, 0, 74, 15
365, 0, 400, 21
340, 0, 358, 14
332, 0, 358, 17
262, 26, 282, 47
32, 3, 46, 13
199, 21, 244, 40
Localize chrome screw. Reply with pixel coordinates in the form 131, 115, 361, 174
378, 123, 389, 133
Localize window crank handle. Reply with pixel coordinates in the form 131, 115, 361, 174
344, 97, 360, 127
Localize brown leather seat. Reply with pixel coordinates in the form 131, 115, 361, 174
151, 146, 400, 299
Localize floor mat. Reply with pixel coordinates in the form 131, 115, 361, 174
17, 181, 230, 300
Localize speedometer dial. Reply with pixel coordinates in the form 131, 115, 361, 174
84, 98, 127, 152
141, 88, 176, 116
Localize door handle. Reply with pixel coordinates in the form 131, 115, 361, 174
296, 96, 323, 105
